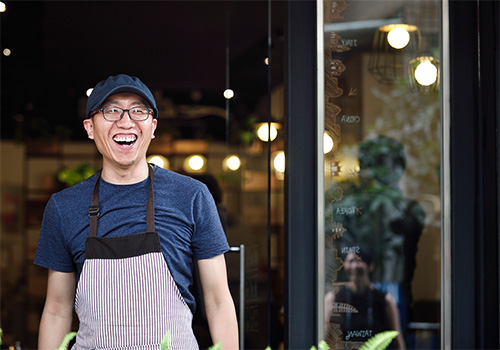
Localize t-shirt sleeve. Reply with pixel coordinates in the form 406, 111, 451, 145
34, 195, 75, 272
191, 185, 229, 260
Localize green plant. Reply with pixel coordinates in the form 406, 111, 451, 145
56, 332, 77, 350
310, 340, 330, 350
359, 331, 399, 350
57, 163, 95, 187
160, 331, 171, 350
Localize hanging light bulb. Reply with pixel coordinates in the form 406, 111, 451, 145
223, 155, 241, 171
183, 154, 206, 173
147, 155, 169, 169
256, 122, 280, 142
273, 151, 285, 180
223, 89, 234, 99
415, 60, 438, 86
324, 132, 334, 154
379, 24, 418, 50
408, 56, 440, 92
387, 26, 411, 49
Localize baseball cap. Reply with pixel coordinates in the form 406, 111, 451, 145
86, 74, 158, 119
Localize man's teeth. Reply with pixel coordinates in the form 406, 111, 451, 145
113, 135, 137, 145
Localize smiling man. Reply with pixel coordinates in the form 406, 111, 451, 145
35, 74, 238, 349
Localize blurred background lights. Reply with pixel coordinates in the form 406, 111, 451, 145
273, 151, 285, 178
0, 2, 6, 12
183, 154, 206, 173
387, 26, 410, 49
264, 57, 269, 65
256, 122, 279, 142
86, 88, 94, 97
324, 132, 334, 154
3, 48, 11, 56
223, 89, 234, 99
147, 154, 169, 169
415, 60, 438, 86
223, 155, 241, 171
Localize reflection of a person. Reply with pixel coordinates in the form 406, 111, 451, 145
325, 248, 406, 349
326, 136, 425, 325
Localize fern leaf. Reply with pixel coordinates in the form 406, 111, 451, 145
160, 331, 171, 350
208, 343, 222, 350
318, 340, 331, 350
56, 332, 77, 350
359, 331, 399, 350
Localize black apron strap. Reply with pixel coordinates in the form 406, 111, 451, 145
88, 164, 155, 237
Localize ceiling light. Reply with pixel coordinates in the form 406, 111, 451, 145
408, 56, 440, 93
256, 122, 280, 142
223, 89, 234, 99
324, 132, 334, 154
223, 155, 241, 171
183, 154, 206, 173
147, 155, 169, 169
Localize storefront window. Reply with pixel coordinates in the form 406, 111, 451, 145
321, 1, 441, 348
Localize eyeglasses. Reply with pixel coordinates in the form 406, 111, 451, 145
93, 106, 153, 122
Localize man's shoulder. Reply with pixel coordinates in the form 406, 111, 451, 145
51, 173, 97, 202
154, 167, 205, 190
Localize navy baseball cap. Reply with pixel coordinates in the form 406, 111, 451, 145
86, 74, 158, 119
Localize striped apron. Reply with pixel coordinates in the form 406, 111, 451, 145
72, 166, 199, 349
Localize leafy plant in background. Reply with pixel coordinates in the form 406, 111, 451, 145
359, 331, 399, 350
56, 163, 96, 188
55, 331, 396, 350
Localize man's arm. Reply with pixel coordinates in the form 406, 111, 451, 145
39, 269, 76, 350
197, 254, 239, 350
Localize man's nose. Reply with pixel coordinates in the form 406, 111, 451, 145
116, 111, 135, 127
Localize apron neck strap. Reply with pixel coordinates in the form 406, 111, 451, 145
88, 164, 155, 237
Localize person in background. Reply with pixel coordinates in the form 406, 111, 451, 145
325, 247, 406, 349
35, 74, 238, 349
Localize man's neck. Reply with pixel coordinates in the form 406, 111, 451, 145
101, 160, 150, 185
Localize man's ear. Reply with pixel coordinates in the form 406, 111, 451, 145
83, 119, 94, 139
151, 118, 158, 139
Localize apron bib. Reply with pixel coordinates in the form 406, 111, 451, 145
73, 166, 199, 350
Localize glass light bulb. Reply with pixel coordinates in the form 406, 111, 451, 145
188, 155, 205, 171
147, 155, 169, 169
387, 27, 410, 49
224, 155, 241, 171
324, 132, 334, 154
273, 152, 285, 173
257, 123, 278, 142
415, 61, 438, 86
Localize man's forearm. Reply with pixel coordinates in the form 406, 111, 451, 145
38, 308, 73, 350
206, 299, 239, 350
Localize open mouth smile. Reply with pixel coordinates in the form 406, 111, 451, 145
113, 134, 137, 147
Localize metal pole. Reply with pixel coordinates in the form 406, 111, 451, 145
229, 245, 245, 349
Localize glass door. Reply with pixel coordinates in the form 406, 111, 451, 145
320, 1, 442, 348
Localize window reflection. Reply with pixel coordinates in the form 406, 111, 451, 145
322, 0, 441, 348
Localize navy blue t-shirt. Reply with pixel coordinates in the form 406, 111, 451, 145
34, 165, 229, 313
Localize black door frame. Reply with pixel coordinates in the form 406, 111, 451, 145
285, 0, 499, 348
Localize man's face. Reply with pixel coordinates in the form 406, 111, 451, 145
83, 92, 157, 171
